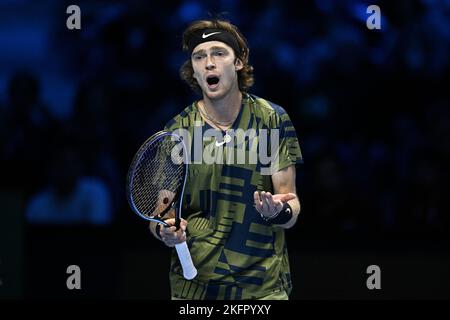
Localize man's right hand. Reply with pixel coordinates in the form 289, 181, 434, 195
158, 218, 188, 247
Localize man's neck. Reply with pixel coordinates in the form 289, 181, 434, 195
201, 88, 243, 124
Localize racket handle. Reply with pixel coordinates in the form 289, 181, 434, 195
175, 241, 198, 280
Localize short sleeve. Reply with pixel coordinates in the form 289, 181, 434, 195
270, 106, 303, 173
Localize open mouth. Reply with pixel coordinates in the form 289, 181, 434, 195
206, 76, 220, 86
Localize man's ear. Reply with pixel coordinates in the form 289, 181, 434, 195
235, 58, 243, 71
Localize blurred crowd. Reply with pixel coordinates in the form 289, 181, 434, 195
0, 0, 449, 234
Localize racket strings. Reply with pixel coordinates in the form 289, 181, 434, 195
131, 136, 185, 218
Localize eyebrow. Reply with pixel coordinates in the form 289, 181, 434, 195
192, 46, 230, 56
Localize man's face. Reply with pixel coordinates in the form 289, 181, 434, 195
191, 41, 243, 100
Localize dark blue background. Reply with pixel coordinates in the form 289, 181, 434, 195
0, 0, 449, 299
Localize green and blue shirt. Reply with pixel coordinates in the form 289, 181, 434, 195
164, 93, 302, 300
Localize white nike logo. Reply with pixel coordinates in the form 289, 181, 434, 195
215, 134, 232, 147
202, 31, 221, 39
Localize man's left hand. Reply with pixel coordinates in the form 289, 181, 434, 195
253, 191, 296, 218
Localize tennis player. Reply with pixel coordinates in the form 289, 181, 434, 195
149, 19, 303, 300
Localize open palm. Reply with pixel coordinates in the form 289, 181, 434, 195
253, 191, 296, 217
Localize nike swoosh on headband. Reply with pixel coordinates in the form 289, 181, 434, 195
202, 31, 222, 39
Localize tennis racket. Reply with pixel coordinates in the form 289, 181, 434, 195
127, 131, 197, 280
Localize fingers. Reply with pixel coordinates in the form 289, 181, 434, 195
254, 191, 263, 213
254, 191, 282, 215
255, 191, 296, 219
280, 193, 297, 202
261, 192, 271, 212
272, 192, 297, 203
162, 218, 176, 227
266, 192, 283, 213
263, 192, 282, 213
179, 218, 188, 231
267, 192, 283, 212
159, 218, 187, 247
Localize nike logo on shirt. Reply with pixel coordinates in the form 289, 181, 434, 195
202, 31, 221, 39
215, 140, 226, 147
215, 134, 232, 147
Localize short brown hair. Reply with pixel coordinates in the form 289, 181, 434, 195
179, 19, 254, 94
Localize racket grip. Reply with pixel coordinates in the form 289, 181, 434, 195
175, 241, 197, 280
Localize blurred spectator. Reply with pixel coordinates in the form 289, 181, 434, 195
1, 71, 57, 194
26, 144, 112, 225
69, 82, 121, 217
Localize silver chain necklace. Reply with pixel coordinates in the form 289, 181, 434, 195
198, 103, 235, 144
199, 102, 236, 128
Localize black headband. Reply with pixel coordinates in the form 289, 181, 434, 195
186, 28, 241, 57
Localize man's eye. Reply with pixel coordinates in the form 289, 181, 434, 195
193, 55, 203, 60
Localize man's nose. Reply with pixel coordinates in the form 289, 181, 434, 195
206, 56, 215, 70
